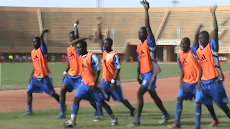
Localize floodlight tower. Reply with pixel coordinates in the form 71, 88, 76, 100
172, 0, 179, 7
97, 0, 104, 8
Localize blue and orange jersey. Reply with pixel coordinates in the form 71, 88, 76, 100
66, 46, 79, 77
101, 46, 121, 82
79, 52, 101, 86
196, 38, 221, 82
31, 44, 49, 78
136, 36, 156, 74
178, 44, 200, 84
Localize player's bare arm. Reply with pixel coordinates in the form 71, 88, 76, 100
180, 69, 184, 89
141, 0, 154, 38
198, 66, 203, 90
74, 20, 80, 39
137, 61, 142, 84
29, 68, 34, 83
93, 70, 100, 92
40, 28, 49, 46
97, 17, 104, 48
194, 24, 204, 46
210, 5, 218, 41
111, 68, 120, 90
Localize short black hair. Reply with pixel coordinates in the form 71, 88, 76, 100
200, 31, 210, 40
76, 40, 87, 48
182, 37, 190, 46
140, 26, 147, 34
69, 31, 74, 36
33, 37, 40, 43
105, 38, 113, 46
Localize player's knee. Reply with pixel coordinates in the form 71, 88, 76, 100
177, 98, 183, 102
27, 92, 32, 96
196, 102, 201, 105
74, 97, 81, 102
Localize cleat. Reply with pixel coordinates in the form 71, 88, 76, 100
111, 118, 118, 126
63, 120, 76, 128
56, 113, 66, 119
20, 112, 33, 117
209, 120, 218, 127
127, 121, 140, 127
167, 122, 181, 128
129, 108, 136, 119
93, 116, 105, 121
158, 114, 170, 124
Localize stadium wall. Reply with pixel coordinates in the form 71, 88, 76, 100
0, 6, 230, 63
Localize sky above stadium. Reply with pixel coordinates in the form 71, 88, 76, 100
0, 0, 229, 8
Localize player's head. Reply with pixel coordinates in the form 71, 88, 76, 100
180, 37, 190, 52
199, 31, 210, 47
69, 31, 75, 42
138, 27, 147, 41
76, 40, 87, 55
104, 38, 113, 51
33, 37, 41, 49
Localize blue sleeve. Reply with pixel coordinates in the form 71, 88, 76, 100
102, 46, 105, 53
113, 54, 121, 69
191, 43, 199, 56
76, 49, 80, 57
178, 55, 183, 69
41, 43, 48, 58
210, 38, 219, 52
147, 36, 156, 47
66, 50, 69, 63
91, 54, 101, 71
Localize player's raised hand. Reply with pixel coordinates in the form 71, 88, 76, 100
97, 17, 103, 25
198, 24, 204, 30
140, 0, 149, 10
74, 20, 80, 27
210, 5, 217, 14
42, 28, 49, 34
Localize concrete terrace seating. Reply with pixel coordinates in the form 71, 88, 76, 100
0, 10, 39, 48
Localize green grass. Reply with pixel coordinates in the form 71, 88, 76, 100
0, 100, 230, 129
1, 63, 230, 90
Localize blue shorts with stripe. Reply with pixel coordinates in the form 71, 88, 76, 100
75, 82, 108, 102
27, 75, 56, 96
141, 71, 157, 91
101, 78, 125, 102
63, 74, 82, 92
177, 82, 197, 100
195, 78, 229, 107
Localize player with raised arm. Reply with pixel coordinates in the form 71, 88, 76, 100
26, 28, 60, 115
168, 24, 218, 128
56, 21, 82, 119
128, 0, 170, 127
96, 17, 136, 118
63, 38, 118, 128
195, 5, 230, 129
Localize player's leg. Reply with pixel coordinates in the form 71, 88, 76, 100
195, 86, 213, 129
27, 91, 33, 114
57, 77, 75, 119
205, 105, 218, 127
147, 75, 170, 124
109, 80, 136, 118
42, 76, 59, 102
26, 78, 43, 115
149, 90, 170, 124
64, 82, 90, 127
211, 81, 230, 119
64, 97, 81, 127
101, 100, 118, 126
